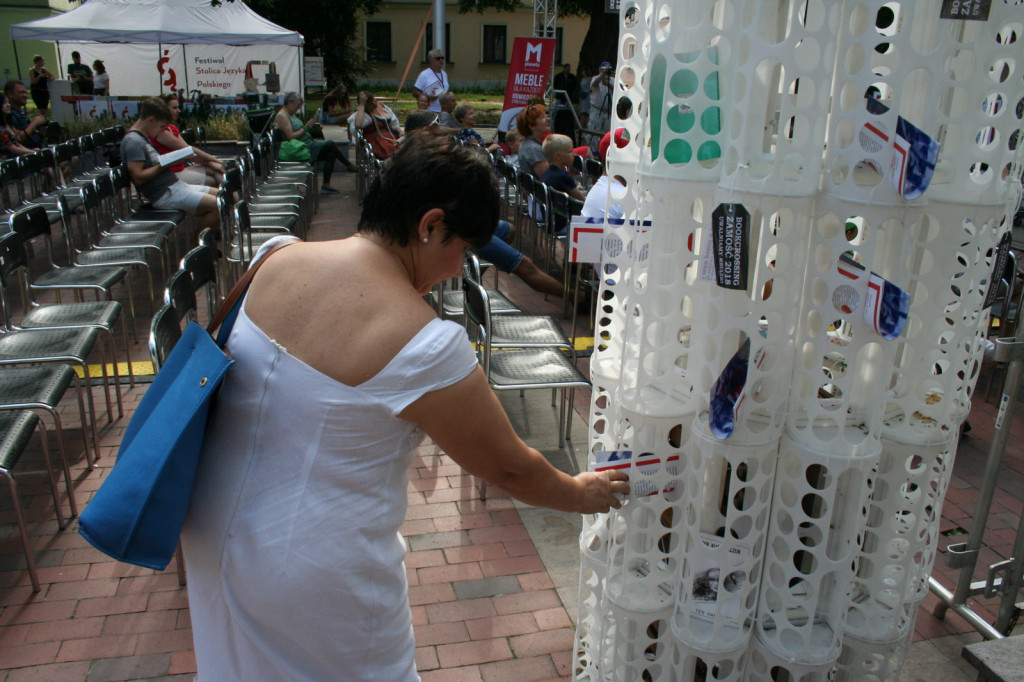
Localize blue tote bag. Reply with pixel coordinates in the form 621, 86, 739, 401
78, 240, 293, 570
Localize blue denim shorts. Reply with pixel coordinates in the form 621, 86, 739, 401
473, 220, 523, 273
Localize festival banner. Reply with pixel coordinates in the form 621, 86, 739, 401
498, 37, 556, 133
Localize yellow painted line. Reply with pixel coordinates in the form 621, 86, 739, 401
73, 361, 154, 379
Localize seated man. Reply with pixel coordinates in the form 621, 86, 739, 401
438, 92, 459, 129
3, 80, 46, 149
121, 97, 219, 232
540, 133, 586, 235
582, 128, 628, 220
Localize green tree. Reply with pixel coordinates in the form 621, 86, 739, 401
214, 0, 382, 87
456, 0, 619, 73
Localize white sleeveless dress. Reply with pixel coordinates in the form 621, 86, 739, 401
181, 295, 477, 681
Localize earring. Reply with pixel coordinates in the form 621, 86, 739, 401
422, 238, 429, 243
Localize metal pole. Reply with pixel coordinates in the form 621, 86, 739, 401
927, 576, 1005, 640
934, 292, 1024, 627
994, 485, 1024, 634
433, 0, 444, 57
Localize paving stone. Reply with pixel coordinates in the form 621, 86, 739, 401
453, 575, 523, 600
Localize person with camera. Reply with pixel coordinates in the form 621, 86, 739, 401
590, 61, 614, 135
2, 80, 46, 150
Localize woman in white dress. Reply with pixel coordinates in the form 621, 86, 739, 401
181, 130, 628, 681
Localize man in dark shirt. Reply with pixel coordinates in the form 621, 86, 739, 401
553, 63, 579, 107
67, 51, 94, 95
3, 80, 46, 149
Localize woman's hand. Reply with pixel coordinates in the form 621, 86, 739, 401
574, 471, 629, 514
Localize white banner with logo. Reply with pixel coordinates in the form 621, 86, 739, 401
57, 42, 300, 98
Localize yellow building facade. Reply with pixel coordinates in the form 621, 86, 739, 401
356, 1, 591, 91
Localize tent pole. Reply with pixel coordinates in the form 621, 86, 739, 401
55, 41, 63, 78
13, 42, 22, 81
299, 44, 305, 96
183, 45, 190, 97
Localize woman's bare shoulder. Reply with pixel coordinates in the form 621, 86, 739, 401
245, 240, 437, 383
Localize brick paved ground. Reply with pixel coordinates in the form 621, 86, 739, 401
0, 142, 1021, 681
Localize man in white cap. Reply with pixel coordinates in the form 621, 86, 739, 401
590, 61, 614, 134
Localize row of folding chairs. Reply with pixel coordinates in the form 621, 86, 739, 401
493, 154, 585, 317
0, 204, 138, 591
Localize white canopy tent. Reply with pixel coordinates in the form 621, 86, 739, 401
10, 0, 304, 97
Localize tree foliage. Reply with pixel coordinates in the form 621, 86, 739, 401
455, 0, 619, 73
215, 0, 381, 87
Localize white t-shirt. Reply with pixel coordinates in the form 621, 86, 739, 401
590, 75, 611, 115
581, 175, 625, 220
414, 68, 449, 113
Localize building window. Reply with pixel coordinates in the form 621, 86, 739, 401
425, 23, 452, 63
365, 21, 392, 63
482, 25, 507, 64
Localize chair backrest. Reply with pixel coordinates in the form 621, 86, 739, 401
164, 269, 198, 324
549, 189, 570, 220
182, 244, 218, 290
585, 157, 603, 183
0, 231, 27, 329
568, 196, 585, 216
77, 134, 97, 171
0, 159, 21, 210
0, 229, 26, 288
17, 149, 55, 199
181, 243, 220, 320
45, 120, 63, 145
149, 303, 182, 371
180, 128, 198, 146
222, 166, 243, 196
198, 227, 219, 251
462, 277, 493, 373
8, 203, 52, 242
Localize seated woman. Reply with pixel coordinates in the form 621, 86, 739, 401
354, 91, 403, 160
275, 91, 355, 194
319, 93, 349, 125
149, 93, 224, 187
452, 103, 500, 152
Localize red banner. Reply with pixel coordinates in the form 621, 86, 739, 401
499, 37, 556, 132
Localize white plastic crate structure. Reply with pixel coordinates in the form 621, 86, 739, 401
574, 1, 1024, 680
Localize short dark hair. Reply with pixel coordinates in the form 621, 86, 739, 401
138, 97, 172, 124
359, 130, 498, 249
3, 80, 24, 96
71, 51, 81, 59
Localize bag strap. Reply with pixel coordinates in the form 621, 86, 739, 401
207, 239, 294, 336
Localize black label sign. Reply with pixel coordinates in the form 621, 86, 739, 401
711, 203, 749, 290
940, 0, 991, 20
983, 231, 1013, 309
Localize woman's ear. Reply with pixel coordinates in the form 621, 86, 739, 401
416, 207, 446, 242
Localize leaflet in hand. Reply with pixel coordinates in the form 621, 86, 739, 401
158, 147, 194, 167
